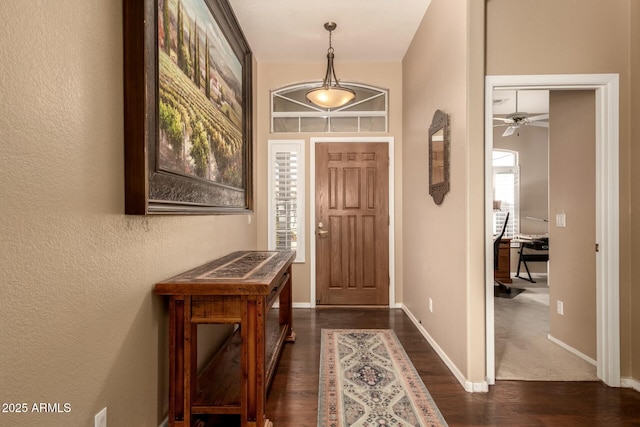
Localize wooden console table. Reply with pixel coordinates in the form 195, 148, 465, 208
154, 250, 296, 427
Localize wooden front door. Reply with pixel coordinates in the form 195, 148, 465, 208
315, 142, 389, 305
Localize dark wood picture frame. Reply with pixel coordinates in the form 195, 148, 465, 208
428, 109, 450, 205
123, 0, 253, 214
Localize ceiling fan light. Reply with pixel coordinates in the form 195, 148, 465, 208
502, 126, 517, 137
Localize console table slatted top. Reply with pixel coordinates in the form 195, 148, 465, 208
154, 250, 295, 295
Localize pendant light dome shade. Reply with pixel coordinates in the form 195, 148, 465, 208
305, 22, 355, 109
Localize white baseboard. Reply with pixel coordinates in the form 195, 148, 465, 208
621, 377, 640, 393
272, 302, 312, 309
400, 304, 488, 393
159, 417, 168, 427
293, 302, 312, 308
547, 334, 597, 366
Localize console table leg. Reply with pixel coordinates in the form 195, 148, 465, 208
280, 266, 296, 342
169, 297, 188, 427
247, 299, 257, 425
184, 297, 196, 427
243, 298, 267, 427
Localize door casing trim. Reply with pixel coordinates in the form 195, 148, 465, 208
310, 136, 395, 308
484, 74, 620, 387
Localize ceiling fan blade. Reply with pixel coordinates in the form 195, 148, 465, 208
502, 126, 516, 137
527, 113, 549, 122
529, 121, 549, 128
493, 117, 515, 123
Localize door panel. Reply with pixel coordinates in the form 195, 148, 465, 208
316, 142, 389, 305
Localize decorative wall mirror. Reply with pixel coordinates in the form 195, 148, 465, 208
428, 109, 450, 205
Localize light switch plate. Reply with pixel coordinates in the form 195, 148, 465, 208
556, 213, 566, 228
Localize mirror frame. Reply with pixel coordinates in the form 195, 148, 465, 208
428, 109, 450, 205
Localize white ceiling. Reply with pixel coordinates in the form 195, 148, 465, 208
226, 2, 549, 117
227, 0, 432, 63
493, 90, 549, 115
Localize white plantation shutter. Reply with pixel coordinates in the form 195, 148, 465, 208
268, 141, 305, 262
493, 150, 519, 238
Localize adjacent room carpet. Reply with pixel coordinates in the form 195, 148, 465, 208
318, 329, 448, 427
495, 277, 598, 381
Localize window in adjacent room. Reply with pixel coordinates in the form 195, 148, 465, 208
271, 83, 388, 133
268, 140, 305, 262
493, 149, 519, 238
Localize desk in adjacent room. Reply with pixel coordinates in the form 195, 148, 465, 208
494, 238, 512, 284
513, 235, 549, 283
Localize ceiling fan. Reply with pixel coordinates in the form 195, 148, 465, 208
493, 91, 549, 137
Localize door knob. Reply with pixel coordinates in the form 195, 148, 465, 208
317, 222, 328, 236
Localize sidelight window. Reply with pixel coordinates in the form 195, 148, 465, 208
268, 140, 305, 262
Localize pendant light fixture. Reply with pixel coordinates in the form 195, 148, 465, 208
305, 22, 355, 109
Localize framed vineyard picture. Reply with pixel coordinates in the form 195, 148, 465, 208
123, 0, 253, 214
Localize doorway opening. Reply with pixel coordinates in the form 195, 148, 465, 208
492, 89, 599, 381
484, 74, 620, 387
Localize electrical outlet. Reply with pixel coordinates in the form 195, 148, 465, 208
428, 298, 433, 313
95, 407, 107, 427
557, 300, 564, 316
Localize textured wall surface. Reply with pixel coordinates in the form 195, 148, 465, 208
0, 1, 257, 425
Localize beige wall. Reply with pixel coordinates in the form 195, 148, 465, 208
0, 1, 257, 425
548, 91, 597, 359
494, 125, 549, 273
495, 126, 550, 236
402, 0, 486, 381
255, 62, 404, 305
631, 0, 640, 382
486, 0, 637, 380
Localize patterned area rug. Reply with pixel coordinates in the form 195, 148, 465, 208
318, 329, 448, 427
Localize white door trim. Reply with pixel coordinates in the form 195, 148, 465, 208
310, 136, 396, 308
484, 74, 620, 387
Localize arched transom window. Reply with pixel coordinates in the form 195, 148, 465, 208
271, 83, 388, 133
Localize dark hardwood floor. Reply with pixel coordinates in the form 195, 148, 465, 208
264, 308, 640, 427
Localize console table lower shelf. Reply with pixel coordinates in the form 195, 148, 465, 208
154, 251, 296, 427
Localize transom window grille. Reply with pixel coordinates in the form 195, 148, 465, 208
268, 140, 305, 262
271, 83, 388, 133
493, 150, 520, 238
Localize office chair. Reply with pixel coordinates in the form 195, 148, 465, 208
493, 212, 523, 298
494, 212, 509, 272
